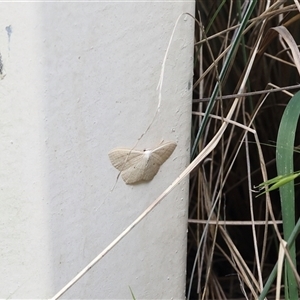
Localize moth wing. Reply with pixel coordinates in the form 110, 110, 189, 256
108, 148, 144, 172
120, 154, 149, 184
142, 155, 161, 181
151, 141, 177, 165
142, 141, 177, 181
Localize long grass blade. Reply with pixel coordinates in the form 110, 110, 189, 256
275, 91, 300, 299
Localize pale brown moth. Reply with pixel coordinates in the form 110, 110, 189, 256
108, 141, 177, 184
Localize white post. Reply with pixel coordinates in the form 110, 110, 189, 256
0, 2, 194, 299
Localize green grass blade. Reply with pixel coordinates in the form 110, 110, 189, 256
258, 217, 300, 300
275, 91, 300, 299
256, 172, 300, 196
129, 286, 136, 300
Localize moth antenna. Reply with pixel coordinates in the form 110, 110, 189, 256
110, 172, 121, 191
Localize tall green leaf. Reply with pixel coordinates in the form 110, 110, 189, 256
275, 91, 300, 299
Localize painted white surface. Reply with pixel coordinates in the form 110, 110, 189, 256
0, 2, 194, 299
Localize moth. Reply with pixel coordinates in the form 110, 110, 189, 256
108, 141, 177, 184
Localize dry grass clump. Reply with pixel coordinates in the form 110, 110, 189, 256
188, 1, 300, 299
